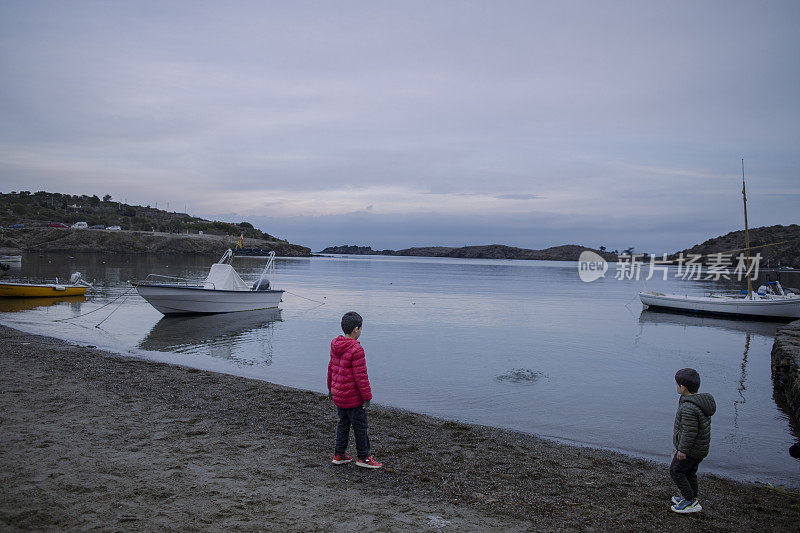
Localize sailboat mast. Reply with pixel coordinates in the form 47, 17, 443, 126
742, 158, 753, 299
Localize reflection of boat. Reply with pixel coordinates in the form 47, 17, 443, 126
138, 307, 282, 352
0, 295, 86, 313
134, 250, 284, 315
0, 272, 92, 298
640, 161, 800, 320
638, 309, 779, 337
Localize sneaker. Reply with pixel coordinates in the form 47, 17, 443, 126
671, 498, 702, 513
356, 455, 383, 469
331, 453, 353, 465
671, 496, 683, 505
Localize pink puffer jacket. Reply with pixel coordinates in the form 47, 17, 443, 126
327, 335, 372, 408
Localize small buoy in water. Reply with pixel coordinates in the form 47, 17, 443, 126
389, 282, 392, 285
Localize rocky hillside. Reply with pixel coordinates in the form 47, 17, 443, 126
0, 190, 311, 256
0, 227, 310, 257
671, 224, 800, 268
0, 190, 284, 242
321, 243, 616, 261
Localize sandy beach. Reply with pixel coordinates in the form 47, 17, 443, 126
1, 324, 798, 531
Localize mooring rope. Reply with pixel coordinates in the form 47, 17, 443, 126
283, 289, 326, 305
54, 286, 134, 322
94, 293, 132, 328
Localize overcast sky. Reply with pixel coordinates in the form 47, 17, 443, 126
1, 1, 798, 252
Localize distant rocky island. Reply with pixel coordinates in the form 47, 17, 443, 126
321, 224, 800, 266
320, 244, 616, 262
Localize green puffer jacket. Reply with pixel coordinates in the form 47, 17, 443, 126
673, 392, 716, 460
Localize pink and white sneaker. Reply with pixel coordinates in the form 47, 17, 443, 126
356, 455, 383, 469
331, 453, 353, 465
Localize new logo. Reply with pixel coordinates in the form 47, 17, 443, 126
578, 250, 608, 282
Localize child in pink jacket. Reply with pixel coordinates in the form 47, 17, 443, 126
327, 311, 382, 468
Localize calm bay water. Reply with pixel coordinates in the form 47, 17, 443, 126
2, 252, 798, 487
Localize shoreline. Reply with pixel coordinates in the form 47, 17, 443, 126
0, 227, 311, 257
3, 315, 794, 490
2, 324, 798, 530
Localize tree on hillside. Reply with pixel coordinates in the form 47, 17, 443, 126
103, 194, 112, 202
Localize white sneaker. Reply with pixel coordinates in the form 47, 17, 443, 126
671, 498, 702, 513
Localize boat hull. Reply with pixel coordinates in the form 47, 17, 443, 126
134, 284, 284, 315
0, 283, 88, 298
639, 292, 800, 319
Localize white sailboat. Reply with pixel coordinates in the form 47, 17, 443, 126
134, 249, 284, 315
639, 160, 800, 320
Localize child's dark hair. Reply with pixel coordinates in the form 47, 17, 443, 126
675, 368, 701, 393
341, 311, 363, 335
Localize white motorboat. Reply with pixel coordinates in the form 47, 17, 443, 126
640, 282, 800, 319
0, 255, 22, 263
134, 249, 284, 315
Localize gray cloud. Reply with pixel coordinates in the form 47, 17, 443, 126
0, 1, 798, 249
495, 194, 543, 200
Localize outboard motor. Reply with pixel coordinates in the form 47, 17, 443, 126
252, 278, 270, 291
70, 272, 82, 284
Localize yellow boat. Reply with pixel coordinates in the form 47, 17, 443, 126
0, 272, 92, 298
0, 282, 89, 297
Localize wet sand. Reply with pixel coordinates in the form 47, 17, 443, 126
1, 325, 798, 531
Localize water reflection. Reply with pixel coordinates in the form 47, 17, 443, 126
733, 333, 751, 429
638, 309, 779, 337
139, 308, 282, 366
0, 295, 86, 313
639, 310, 782, 441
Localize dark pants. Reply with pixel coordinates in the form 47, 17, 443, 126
335, 406, 370, 459
670, 455, 701, 501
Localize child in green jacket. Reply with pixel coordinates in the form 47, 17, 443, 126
670, 368, 716, 514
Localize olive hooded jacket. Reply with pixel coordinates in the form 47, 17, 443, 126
673, 392, 716, 460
